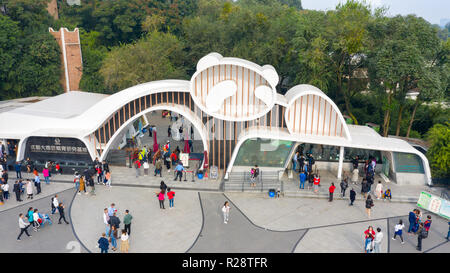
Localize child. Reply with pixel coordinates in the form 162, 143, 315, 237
392, 219, 405, 244
167, 188, 175, 209
424, 215, 432, 232
383, 189, 392, 201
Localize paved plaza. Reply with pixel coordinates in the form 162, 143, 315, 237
0, 174, 448, 253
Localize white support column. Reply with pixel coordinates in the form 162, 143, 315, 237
337, 146, 344, 179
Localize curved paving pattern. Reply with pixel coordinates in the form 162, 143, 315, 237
188, 192, 306, 253
0, 188, 88, 253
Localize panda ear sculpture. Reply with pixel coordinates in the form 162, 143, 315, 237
196, 52, 223, 71
261, 65, 279, 87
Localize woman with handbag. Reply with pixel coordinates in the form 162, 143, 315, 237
364, 226, 375, 253
120, 229, 129, 253
109, 225, 118, 251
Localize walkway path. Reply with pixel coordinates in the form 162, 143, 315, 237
188, 192, 306, 253
0, 188, 88, 253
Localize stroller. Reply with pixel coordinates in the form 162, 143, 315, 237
38, 212, 52, 227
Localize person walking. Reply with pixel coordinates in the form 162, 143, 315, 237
328, 183, 336, 202
365, 195, 374, 218
349, 188, 356, 206
157, 190, 165, 209
392, 219, 405, 244
167, 188, 175, 209
57, 203, 69, 224
32, 209, 41, 231
222, 201, 231, 224
27, 207, 36, 232
43, 167, 50, 185
98, 233, 109, 253
340, 178, 348, 197
299, 171, 306, 189
120, 229, 130, 253
375, 181, 383, 200
361, 178, 369, 198
373, 227, 383, 253
26, 180, 33, 199
174, 162, 185, 181
123, 210, 133, 235
51, 195, 59, 214
2, 182, 9, 200
154, 158, 163, 177
17, 213, 32, 241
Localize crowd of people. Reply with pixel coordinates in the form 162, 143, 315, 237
131, 140, 190, 182
98, 203, 133, 253
16, 194, 69, 241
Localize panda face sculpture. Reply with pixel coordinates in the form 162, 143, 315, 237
189, 53, 279, 121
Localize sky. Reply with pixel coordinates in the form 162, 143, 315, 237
302, 0, 450, 26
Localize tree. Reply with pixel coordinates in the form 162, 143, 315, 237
367, 15, 441, 137
100, 31, 187, 92
426, 123, 450, 178
0, 14, 20, 98
322, 0, 373, 125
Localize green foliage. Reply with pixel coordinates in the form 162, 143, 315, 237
100, 31, 187, 92
426, 123, 450, 178
0, 1, 63, 100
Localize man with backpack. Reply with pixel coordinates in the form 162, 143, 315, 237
416, 222, 427, 251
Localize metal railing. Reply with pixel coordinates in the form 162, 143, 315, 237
225, 170, 282, 194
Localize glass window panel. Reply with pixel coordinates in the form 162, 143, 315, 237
234, 138, 294, 167
393, 152, 424, 173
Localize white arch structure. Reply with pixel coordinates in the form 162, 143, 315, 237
0, 53, 432, 185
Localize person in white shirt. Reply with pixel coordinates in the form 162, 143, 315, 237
32, 209, 40, 230
222, 201, 230, 224
51, 195, 59, 214
17, 213, 31, 241
373, 227, 383, 253
103, 208, 110, 236
1, 183, 9, 200
392, 219, 405, 244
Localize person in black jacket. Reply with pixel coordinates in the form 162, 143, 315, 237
365, 195, 374, 219
108, 212, 121, 238
57, 203, 69, 224
349, 188, 356, 206
13, 181, 22, 202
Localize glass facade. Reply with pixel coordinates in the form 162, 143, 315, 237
234, 138, 294, 167
393, 152, 424, 173
299, 143, 382, 163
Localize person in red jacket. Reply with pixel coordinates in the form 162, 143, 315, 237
329, 183, 336, 202
313, 173, 320, 193
167, 188, 175, 209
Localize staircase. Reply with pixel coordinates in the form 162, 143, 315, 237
224, 171, 282, 193
106, 149, 128, 166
